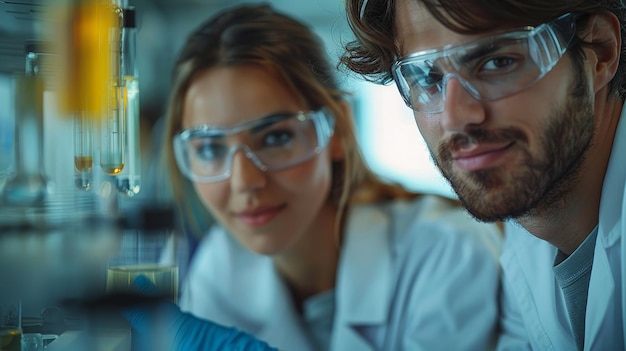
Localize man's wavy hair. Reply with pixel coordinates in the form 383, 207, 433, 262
340, 0, 626, 99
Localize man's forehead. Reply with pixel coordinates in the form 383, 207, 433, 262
393, 0, 493, 57
394, 0, 452, 56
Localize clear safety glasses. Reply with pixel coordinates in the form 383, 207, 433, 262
392, 12, 579, 113
173, 108, 335, 183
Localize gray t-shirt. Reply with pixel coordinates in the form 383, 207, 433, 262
553, 226, 598, 350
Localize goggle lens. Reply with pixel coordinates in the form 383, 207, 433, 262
392, 13, 578, 113
173, 108, 335, 183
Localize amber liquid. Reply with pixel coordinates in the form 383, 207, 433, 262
74, 156, 93, 172
106, 265, 178, 303
0, 329, 22, 351
101, 163, 124, 175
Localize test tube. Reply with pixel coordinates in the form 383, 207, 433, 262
100, 85, 125, 175
117, 6, 141, 196
100, 5, 125, 176
74, 111, 93, 190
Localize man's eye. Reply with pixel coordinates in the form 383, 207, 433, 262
405, 65, 443, 88
481, 56, 517, 71
418, 69, 443, 86
263, 129, 294, 147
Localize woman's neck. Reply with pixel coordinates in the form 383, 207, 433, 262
272, 204, 342, 308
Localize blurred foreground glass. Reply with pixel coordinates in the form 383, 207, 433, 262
0, 300, 21, 351
106, 230, 178, 303
21, 333, 43, 351
1, 73, 48, 206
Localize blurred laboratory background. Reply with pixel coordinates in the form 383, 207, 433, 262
0, 1, 452, 349
0, 0, 453, 198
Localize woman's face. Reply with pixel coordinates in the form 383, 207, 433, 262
181, 64, 340, 256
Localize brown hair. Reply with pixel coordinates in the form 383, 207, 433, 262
340, 0, 626, 99
161, 3, 419, 238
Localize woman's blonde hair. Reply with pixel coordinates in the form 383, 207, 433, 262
161, 3, 419, 239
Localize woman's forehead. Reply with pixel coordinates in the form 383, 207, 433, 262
181, 64, 305, 130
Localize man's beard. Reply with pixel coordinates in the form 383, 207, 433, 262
432, 64, 595, 222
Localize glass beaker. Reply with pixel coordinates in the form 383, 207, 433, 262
0, 300, 22, 351
21, 333, 43, 351
106, 229, 178, 303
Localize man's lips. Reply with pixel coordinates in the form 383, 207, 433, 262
235, 204, 286, 227
452, 142, 514, 171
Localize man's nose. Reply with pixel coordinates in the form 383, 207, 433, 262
229, 149, 267, 192
439, 75, 486, 133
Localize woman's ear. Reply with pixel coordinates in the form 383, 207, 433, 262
587, 12, 621, 93
329, 100, 352, 161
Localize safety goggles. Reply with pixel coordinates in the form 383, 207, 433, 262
173, 108, 335, 183
392, 12, 579, 113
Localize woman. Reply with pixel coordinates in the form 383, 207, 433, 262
151, 3, 502, 351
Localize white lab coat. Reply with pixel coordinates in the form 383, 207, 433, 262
179, 195, 502, 351
497, 108, 626, 350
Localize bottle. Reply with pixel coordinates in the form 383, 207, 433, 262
1, 42, 49, 205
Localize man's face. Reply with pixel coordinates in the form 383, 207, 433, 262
393, 0, 595, 221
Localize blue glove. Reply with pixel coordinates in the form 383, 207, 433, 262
123, 275, 279, 351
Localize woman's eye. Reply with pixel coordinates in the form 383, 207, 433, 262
195, 142, 227, 161
264, 129, 294, 147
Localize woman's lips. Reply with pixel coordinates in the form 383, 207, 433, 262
453, 142, 514, 172
235, 204, 286, 227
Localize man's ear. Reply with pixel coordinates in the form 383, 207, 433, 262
586, 12, 621, 93
329, 100, 352, 161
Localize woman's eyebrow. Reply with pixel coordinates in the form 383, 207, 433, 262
249, 113, 292, 134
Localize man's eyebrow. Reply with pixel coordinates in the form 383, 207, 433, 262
456, 40, 507, 65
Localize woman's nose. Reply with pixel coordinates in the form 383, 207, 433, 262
229, 149, 267, 192
439, 76, 486, 133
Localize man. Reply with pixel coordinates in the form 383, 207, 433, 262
341, 0, 626, 350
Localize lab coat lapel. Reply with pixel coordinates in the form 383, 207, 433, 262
612, 109, 626, 348
500, 224, 570, 351
622, 188, 626, 347
254, 265, 317, 351
222, 243, 316, 351
584, 239, 615, 350
332, 204, 392, 351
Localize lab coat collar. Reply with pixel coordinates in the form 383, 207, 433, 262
214, 231, 317, 351
599, 102, 626, 349
337, 203, 392, 323
598, 105, 626, 247
499, 106, 626, 351
332, 203, 393, 349
584, 104, 626, 349
584, 105, 626, 349
584, 241, 615, 350
254, 267, 317, 351
232, 203, 394, 351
